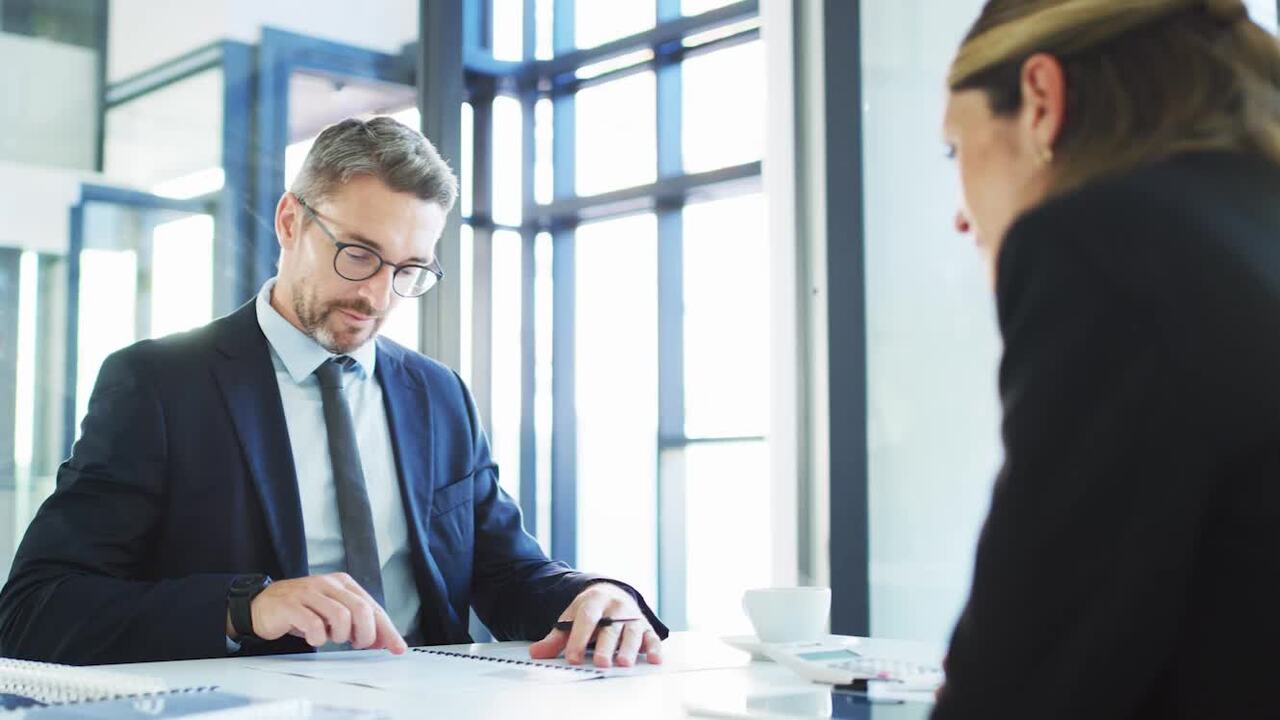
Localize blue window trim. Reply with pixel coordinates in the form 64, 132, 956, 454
101, 40, 256, 316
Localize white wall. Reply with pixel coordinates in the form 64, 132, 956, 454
108, 0, 418, 82
0, 33, 97, 171
0, 161, 99, 254
861, 0, 1004, 646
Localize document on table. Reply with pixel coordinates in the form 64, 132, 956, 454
456, 637, 747, 677
245, 649, 604, 694
244, 635, 752, 693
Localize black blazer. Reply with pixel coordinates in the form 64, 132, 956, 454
934, 152, 1280, 719
0, 302, 664, 664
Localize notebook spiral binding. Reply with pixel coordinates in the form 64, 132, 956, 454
0, 657, 210, 705
411, 649, 605, 676
29, 687, 220, 708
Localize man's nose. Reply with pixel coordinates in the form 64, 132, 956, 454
359, 265, 395, 312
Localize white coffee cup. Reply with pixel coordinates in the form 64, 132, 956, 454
742, 587, 831, 643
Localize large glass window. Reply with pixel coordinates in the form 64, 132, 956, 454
682, 0, 741, 16
678, 194, 770, 633
682, 41, 765, 174
684, 439, 770, 632
576, 1, 654, 49
575, 213, 659, 602
492, 0, 524, 61
490, 229, 524, 501
575, 71, 657, 196
461, 0, 767, 633
492, 97, 524, 226
682, 193, 769, 438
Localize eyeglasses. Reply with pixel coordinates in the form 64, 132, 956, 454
295, 195, 444, 298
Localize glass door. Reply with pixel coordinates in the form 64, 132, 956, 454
65, 186, 216, 454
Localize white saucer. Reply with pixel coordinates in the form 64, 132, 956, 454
720, 634, 861, 661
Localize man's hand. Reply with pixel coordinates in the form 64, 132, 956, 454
528, 583, 662, 668
225, 572, 407, 654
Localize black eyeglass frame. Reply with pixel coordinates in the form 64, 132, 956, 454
295, 194, 444, 298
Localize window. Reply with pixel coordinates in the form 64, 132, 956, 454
575, 213, 659, 601
575, 71, 657, 196
682, 193, 769, 437
492, 97, 523, 225
491, 229, 524, 501
576, 1, 654, 49
150, 214, 215, 338
492, 0, 524, 61
682, 40, 765, 174
462, 0, 766, 632
682, 0, 740, 16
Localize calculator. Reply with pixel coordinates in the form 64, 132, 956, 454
761, 642, 944, 691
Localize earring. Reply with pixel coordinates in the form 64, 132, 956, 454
1038, 146, 1055, 165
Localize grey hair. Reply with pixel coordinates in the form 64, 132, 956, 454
289, 116, 458, 213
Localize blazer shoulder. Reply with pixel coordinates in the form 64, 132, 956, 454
1004, 151, 1280, 263
101, 317, 224, 374
376, 336, 466, 394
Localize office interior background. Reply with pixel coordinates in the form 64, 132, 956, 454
0, 0, 1277, 648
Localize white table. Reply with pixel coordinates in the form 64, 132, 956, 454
102, 633, 939, 719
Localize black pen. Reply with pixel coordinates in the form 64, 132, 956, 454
553, 616, 643, 632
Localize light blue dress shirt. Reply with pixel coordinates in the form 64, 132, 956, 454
253, 278, 420, 641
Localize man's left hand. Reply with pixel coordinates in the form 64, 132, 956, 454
528, 583, 663, 668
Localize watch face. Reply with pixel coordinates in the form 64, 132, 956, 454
232, 575, 267, 593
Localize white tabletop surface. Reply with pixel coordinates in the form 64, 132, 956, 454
99, 633, 939, 720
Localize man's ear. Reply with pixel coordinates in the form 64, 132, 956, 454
275, 193, 300, 252
1018, 53, 1067, 157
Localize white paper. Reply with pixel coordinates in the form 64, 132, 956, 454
245, 650, 602, 694
436, 635, 752, 678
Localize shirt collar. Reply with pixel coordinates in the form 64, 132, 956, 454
255, 278, 377, 384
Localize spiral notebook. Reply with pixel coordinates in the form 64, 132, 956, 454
0, 657, 171, 706
245, 647, 605, 693
412, 648, 604, 682
0, 658, 382, 719
3, 692, 311, 719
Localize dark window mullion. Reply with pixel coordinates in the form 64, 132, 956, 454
470, 87, 496, 432
549, 0, 579, 565
518, 0, 540, 535
823, 0, 870, 636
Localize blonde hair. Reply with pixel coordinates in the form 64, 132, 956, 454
949, 0, 1280, 194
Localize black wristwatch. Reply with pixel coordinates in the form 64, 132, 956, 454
228, 574, 272, 641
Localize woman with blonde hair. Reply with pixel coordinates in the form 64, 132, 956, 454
936, 0, 1280, 717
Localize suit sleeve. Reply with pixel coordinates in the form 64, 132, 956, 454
0, 349, 239, 664
933, 214, 1213, 718
455, 373, 667, 641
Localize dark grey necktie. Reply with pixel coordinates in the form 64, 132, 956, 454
315, 356, 385, 607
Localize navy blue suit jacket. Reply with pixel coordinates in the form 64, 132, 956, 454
0, 302, 663, 664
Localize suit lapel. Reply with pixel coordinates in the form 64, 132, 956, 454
376, 340, 467, 643
211, 303, 309, 579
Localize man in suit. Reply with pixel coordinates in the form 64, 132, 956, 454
0, 117, 667, 666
